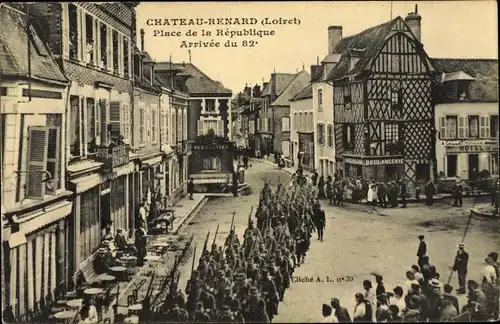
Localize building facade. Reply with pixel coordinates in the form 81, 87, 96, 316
290, 84, 314, 170
1, 4, 73, 318
331, 10, 439, 193
433, 58, 499, 181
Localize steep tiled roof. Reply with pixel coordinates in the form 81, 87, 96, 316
154, 62, 232, 95
261, 73, 296, 97
326, 17, 399, 81
433, 58, 498, 102
291, 83, 313, 101
0, 5, 67, 84
271, 70, 310, 106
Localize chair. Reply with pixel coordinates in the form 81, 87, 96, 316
132, 289, 139, 303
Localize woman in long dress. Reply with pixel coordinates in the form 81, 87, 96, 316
367, 182, 374, 204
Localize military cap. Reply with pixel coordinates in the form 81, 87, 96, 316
249, 286, 258, 294
221, 305, 231, 312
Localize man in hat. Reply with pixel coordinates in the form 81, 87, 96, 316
426, 279, 442, 321
416, 235, 427, 268
452, 242, 469, 294
259, 268, 278, 320
134, 224, 147, 266
187, 178, 194, 200
241, 286, 262, 322
424, 179, 435, 206
314, 206, 326, 242
442, 284, 459, 313
452, 179, 463, 207
138, 198, 149, 232
399, 179, 407, 208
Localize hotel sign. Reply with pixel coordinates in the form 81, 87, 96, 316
444, 140, 498, 153
344, 157, 404, 166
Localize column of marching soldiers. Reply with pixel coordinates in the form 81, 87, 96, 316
153, 179, 323, 323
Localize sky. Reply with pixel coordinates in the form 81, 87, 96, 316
136, 1, 498, 95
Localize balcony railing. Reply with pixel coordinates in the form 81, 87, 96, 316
95, 144, 130, 171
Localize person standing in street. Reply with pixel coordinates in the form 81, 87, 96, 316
330, 298, 351, 323
321, 304, 338, 322
138, 198, 149, 232
187, 178, 194, 200
452, 243, 469, 294
243, 154, 249, 169
314, 206, 326, 242
452, 180, 463, 207
416, 235, 427, 268
425, 180, 435, 206
399, 179, 407, 208
312, 169, 319, 186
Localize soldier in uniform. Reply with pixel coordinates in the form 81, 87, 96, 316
192, 302, 211, 322
314, 206, 326, 242
217, 304, 237, 323
259, 268, 279, 321
294, 225, 307, 266
416, 235, 427, 269
164, 301, 189, 323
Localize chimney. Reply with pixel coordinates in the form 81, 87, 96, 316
405, 4, 422, 42
271, 73, 277, 99
263, 82, 269, 89
253, 85, 261, 98
140, 28, 145, 52
244, 86, 251, 98
150, 63, 155, 87
310, 65, 323, 82
328, 26, 343, 54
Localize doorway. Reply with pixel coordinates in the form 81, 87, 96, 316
101, 193, 111, 232
468, 154, 479, 179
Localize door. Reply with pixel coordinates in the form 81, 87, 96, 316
468, 154, 479, 180
101, 193, 111, 231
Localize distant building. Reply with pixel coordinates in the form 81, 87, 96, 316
155, 61, 233, 189
290, 84, 314, 170
433, 58, 499, 181
330, 7, 439, 193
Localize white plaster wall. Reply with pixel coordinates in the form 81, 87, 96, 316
313, 81, 335, 177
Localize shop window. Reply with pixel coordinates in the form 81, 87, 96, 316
203, 157, 221, 171
468, 115, 479, 138
447, 154, 458, 178
80, 188, 100, 262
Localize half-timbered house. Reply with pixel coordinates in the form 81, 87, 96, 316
330, 6, 440, 193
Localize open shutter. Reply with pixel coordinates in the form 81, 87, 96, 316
458, 116, 465, 139
217, 120, 224, 136
109, 101, 121, 141
78, 8, 83, 61
440, 117, 446, 140
99, 99, 108, 146
479, 116, 487, 138
197, 120, 202, 136
46, 127, 60, 195
95, 100, 101, 146
107, 27, 113, 72
485, 116, 491, 139
122, 104, 130, 144
26, 127, 49, 200
61, 4, 69, 59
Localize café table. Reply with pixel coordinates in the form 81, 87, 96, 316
66, 299, 84, 308
123, 315, 139, 324
109, 266, 128, 281
144, 255, 161, 262
53, 310, 77, 323
96, 273, 116, 282
83, 288, 104, 296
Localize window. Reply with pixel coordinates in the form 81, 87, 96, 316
317, 89, 323, 110
468, 115, 479, 138
293, 113, 297, 131
86, 98, 96, 152
85, 14, 94, 64
112, 30, 119, 73
139, 104, 145, 144
345, 124, 355, 148
281, 141, 290, 157
391, 89, 403, 110
385, 123, 399, 144
121, 104, 130, 144
80, 188, 100, 262
26, 126, 60, 200
70, 96, 80, 156
343, 86, 351, 105
491, 115, 499, 138
151, 106, 157, 143
281, 117, 290, 131
109, 101, 121, 141
205, 99, 216, 113
203, 157, 221, 171
317, 123, 324, 145
446, 154, 457, 177
457, 81, 470, 100
415, 163, 429, 181
444, 116, 457, 139
68, 4, 79, 60
123, 38, 130, 77
327, 125, 333, 147
100, 23, 107, 68
249, 120, 255, 134
491, 154, 499, 176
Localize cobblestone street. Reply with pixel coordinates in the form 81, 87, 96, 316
176, 159, 498, 322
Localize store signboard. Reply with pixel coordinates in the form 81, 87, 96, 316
344, 157, 404, 166
444, 140, 498, 153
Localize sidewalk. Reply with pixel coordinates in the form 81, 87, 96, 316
98, 194, 208, 322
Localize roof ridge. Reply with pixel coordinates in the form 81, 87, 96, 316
179, 62, 231, 92
275, 71, 303, 98
340, 16, 399, 42
433, 58, 498, 62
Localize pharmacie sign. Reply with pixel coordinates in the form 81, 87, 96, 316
444, 140, 498, 153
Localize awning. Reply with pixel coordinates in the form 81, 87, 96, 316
114, 162, 135, 178
161, 145, 175, 156
16, 200, 73, 235
70, 173, 102, 194
442, 71, 476, 83
141, 156, 162, 167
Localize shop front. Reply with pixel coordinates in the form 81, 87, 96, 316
343, 156, 405, 181
439, 140, 499, 180
298, 132, 315, 171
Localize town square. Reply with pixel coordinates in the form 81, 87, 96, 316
0, 1, 498, 323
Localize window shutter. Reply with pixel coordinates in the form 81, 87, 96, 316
109, 101, 121, 140
197, 120, 203, 136
458, 116, 465, 139
122, 103, 130, 144
440, 117, 446, 140
217, 120, 224, 136
62, 4, 69, 59
99, 99, 108, 146
95, 100, 101, 146
77, 8, 83, 61
479, 116, 486, 138
107, 27, 113, 72
26, 127, 49, 200
45, 127, 59, 195
485, 116, 491, 139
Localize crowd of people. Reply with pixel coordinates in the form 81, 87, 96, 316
139, 177, 326, 323
320, 237, 499, 322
